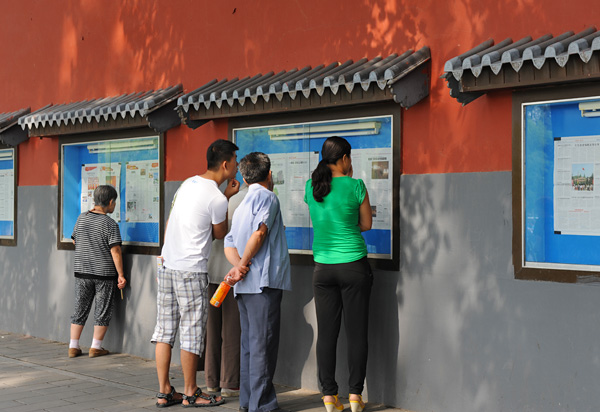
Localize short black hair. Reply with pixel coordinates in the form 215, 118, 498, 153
93, 185, 118, 207
207, 139, 239, 170
239, 152, 271, 184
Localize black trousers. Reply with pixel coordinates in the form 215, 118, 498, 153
313, 257, 373, 396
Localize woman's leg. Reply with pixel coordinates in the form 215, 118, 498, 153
313, 263, 343, 396
92, 279, 117, 328
70, 278, 95, 337
339, 258, 372, 396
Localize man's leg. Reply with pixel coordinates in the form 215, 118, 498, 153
220, 288, 241, 390
177, 271, 222, 406
238, 295, 250, 410
244, 288, 283, 412
152, 266, 182, 405
181, 349, 200, 397
204, 283, 222, 389
156, 342, 173, 394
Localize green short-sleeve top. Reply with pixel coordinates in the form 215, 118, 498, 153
304, 176, 367, 264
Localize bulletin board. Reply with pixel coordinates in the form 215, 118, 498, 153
233, 115, 393, 259
60, 136, 161, 247
0, 148, 15, 240
523, 97, 600, 270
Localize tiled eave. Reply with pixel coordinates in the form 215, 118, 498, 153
443, 27, 600, 105
0, 108, 31, 146
177, 47, 431, 127
19, 85, 183, 137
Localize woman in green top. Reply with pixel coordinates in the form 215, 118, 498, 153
304, 136, 373, 412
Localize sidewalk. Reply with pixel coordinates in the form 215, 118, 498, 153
0, 331, 405, 412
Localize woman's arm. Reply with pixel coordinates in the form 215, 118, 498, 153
110, 245, 127, 289
358, 190, 373, 232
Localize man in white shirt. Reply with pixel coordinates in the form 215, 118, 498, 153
152, 139, 242, 408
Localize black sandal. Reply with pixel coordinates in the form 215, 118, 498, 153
156, 385, 183, 408
182, 387, 225, 408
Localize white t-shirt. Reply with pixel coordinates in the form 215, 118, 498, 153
162, 176, 228, 272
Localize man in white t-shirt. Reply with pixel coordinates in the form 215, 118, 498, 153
152, 139, 242, 408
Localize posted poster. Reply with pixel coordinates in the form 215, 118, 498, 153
554, 135, 600, 235
351, 148, 393, 230
0, 169, 14, 221
80, 163, 121, 222
125, 160, 160, 223
270, 152, 319, 228
269, 148, 392, 231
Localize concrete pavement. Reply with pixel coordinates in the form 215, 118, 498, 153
0, 331, 408, 412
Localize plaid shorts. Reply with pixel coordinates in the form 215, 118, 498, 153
151, 266, 209, 355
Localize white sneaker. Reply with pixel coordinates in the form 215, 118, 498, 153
222, 388, 240, 397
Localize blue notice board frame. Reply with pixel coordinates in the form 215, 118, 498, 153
522, 96, 600, 272
233, 115, 393, 260
0, 147, 16, 243
60, 135, 161, 248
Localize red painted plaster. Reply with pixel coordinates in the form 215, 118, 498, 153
2, 0, 598, 184
18, 137, 58, 186
165, 120, 229, 182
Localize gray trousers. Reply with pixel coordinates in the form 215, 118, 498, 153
237, 288, 283, 412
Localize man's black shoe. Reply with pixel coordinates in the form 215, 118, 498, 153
239, 407, 249, 412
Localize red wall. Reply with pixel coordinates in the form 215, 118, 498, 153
2, 0, 599, 184
18, 137, 58, 186
165, 120, 229, 182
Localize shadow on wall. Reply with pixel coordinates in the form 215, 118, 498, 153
362, 175, 440, 406
0, 186, 160, 361
0, 188, 70, 340
108, 254, 161, 359
390, 172, 583, 411
277, 265, 315, 389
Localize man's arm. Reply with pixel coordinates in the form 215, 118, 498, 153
213, 219, 228, 240
110, 245, 127, 290
213, 179, 241, 239
224, 223, 268, 284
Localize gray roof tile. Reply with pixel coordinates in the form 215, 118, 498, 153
443, 27, 600, 104
19, 85, 182, 130
0, 108, 30, 132
178, 48, 431, 113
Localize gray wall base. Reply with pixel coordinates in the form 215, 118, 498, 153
2, 173, 600, 411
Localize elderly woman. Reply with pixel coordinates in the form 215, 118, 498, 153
69, 185, 126, 358
304, 136, 373, 412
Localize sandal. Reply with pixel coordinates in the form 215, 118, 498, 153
156, 385, 183, 408
182, 387, 225, 408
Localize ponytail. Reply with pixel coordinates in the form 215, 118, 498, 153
311, 136, 352, 202
311, 159, 332, 202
